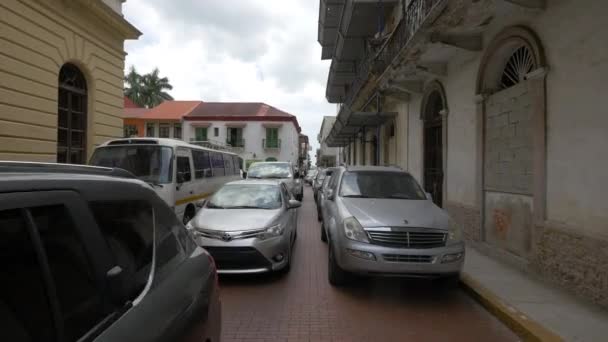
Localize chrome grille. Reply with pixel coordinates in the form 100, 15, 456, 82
383, 254, 434, 263
195, 228, 265, 241
367, 229, 446, 249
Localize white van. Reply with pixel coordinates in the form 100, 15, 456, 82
90, 138, 242, 224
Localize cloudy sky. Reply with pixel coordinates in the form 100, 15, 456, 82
123, 0, 336, 162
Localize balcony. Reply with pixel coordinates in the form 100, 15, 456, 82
324, 0, 446, 105
263, 139, 281, 149
227, 138, 245, 148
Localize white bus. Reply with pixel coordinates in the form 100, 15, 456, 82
90, 138, 242, 224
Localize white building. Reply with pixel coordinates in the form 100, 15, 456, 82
182, 102, 302, 169
318, 0, 608, 308
317, 116, 340, 167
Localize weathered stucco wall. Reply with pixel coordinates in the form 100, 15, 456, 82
0, 0, 130, 162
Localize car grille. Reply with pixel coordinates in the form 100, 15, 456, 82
203, 247, 271, 270
367, 229, 446, 249
382, 254, 434, 263
195, 228, 265, 241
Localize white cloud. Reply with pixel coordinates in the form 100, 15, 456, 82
123, 0, 336, 163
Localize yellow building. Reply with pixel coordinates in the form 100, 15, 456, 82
0, 0, 140, 163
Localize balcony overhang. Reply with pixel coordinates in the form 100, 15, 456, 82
323, 0, 399, 102
326, 111, 397, 147
318, 0, 345, 59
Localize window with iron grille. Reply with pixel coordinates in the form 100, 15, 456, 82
173, 124, 182, 139
146, 123, 155, 137
158, 124, 170, 138
57, 63, 87, 164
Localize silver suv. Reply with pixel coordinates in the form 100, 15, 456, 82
246, 161, 303, 201
320, 165, 464, 286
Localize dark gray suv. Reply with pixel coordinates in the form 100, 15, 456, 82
0, 162, 221, 342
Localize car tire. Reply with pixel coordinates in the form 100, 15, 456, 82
280, 238, 292, 275
328, 243, 347, 286
320, 222, 327, 243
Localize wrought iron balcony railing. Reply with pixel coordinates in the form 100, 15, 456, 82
339, 0, 444, 111
227, 138, 245, 148
263, 139, 281, 149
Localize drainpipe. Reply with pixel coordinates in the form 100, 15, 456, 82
376, 92, 382, 166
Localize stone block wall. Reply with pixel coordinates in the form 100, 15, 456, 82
446, 201, 481, 242
532, 223, 608, 309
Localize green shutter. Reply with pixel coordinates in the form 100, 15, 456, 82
195, 127, 207, 141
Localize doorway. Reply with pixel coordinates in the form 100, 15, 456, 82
422, 87, 446, 208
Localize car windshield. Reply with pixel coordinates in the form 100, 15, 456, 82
339, 171, 426, 200
247, 163, 291, 179
207, 184, 282, 209
89, 145, 173, 184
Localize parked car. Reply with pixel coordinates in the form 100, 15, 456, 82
320, 165, 464, 287
187, 180, 301, 274
245, 161, 303, 201
316, 168, 336, 224
0, 162, 221, 342
312, 169, 328, 203
304, 169, 317, 185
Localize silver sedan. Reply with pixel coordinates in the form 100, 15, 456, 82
187, 180, 301, 274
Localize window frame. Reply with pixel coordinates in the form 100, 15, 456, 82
158, 123, 170, 138
195, 127, 208, 141
0, 190, 119, 342
146, 123, 155, 137
173, 124, 182, 140
213, 127, 219, 137
176, 155, 193, 182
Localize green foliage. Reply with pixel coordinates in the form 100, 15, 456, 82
124, 66, 174, 108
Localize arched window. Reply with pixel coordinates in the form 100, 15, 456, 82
57, 63, 87, 164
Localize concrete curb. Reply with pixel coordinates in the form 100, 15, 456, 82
460, 272, 563, 342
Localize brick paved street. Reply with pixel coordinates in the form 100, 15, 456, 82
219, 187, 518, 342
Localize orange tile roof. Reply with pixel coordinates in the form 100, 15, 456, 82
124, 96, 139, 108
141, 100, 203, 120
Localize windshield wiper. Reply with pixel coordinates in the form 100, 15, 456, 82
206, 203, 225, 209
342, 194, 371, 198
248, 176, 261, 179
224, 205, 263, 209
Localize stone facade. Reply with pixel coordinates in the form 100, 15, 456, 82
446, 201, 481, 242
532, 223, 608, 308
0, 0, 139, 162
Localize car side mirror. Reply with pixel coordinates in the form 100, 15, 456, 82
288, 199, 301, 209
327, 189, 335, 201
426, 192, 433, 201
176, 172, 185, 184
106, 265, 129, 305
195, 199, 207, 209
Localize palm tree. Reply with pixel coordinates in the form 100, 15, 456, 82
124, 66, 144, 107
140, 68, 174, 108
124, 67, 174, 108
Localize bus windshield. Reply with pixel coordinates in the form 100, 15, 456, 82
90, 145, 174, 184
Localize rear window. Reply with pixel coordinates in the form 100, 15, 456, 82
248, 163, 290, 178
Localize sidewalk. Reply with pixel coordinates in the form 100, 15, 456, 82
462, 247, 608, 342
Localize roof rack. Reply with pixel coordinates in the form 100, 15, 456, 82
0, 161, 137, 179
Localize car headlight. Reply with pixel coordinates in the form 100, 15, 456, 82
447, 218, 463, 243
257, 224, 284, 240
343, 217, 369, 243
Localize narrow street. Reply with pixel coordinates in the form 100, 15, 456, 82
219, 187, 518, 342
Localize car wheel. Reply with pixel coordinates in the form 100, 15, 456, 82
320, 222, 327, 243
328, 243, 347, 286
280, 239, 292, 274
